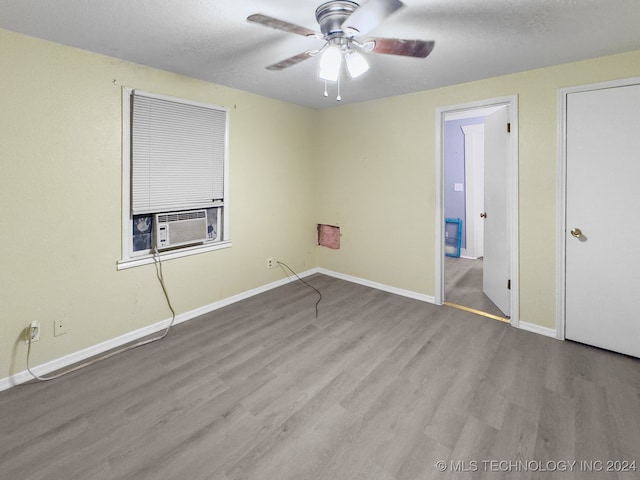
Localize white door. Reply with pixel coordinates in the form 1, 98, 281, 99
483, 107, 510, 316
461, 124, 485, 258
565, 83, 640, 358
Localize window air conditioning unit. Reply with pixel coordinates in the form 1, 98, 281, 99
154, 210, 208, 249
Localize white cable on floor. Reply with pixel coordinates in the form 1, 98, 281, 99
25, 248, 176, 382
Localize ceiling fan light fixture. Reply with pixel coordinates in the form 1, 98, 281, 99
319, 45, 342, 82
247, 0, 435, 103
345, 50, 370, 78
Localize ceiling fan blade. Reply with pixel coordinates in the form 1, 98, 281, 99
247, 14, 320, 38
266, 51, 315, 71
341, 0, 405, 36
367, 38, 435, 58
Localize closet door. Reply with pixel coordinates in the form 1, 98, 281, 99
565, 82, 640, 357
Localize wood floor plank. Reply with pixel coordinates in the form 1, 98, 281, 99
572, 377, 625, 480
443, 415, 499, 480
467, 379, 510, 431
224, 371, 358, 480
371, 373, 454, 478
1, 274, 639, 480
486, 403, 540, 480
533, 388, 577, 480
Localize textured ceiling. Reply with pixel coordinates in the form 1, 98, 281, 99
1, 0, 639, 109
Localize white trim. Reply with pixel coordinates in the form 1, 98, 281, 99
4, 267, 437, 391
556, 76, 640, 340
518, 320, 559, 339
119, 86, 231, 266
444, 105, 504, 121
317, 268, 436, 304
132, 89, 228, 111
0, 268, 318, 392
3, 266, 556, 392
122, 87, 132, 261
434, 108, 445, 304
435, 96, 520, 327
508, 98, 520, 329
117, 240, 232, 270
556, 84, 568, 340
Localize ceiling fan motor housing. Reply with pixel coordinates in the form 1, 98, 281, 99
315, 0, 359, 38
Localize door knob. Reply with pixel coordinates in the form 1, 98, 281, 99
570, 228, 583, 238
480, 213, 487, 218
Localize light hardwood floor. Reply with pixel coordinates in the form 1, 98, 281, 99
1, 274, 639, 479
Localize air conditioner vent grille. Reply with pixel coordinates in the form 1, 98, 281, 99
156, 210, 206, 224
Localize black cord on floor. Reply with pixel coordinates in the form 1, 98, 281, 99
277, 261, 322, 318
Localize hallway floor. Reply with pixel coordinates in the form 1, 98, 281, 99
444, 256, 506, 319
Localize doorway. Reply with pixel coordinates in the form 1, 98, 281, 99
435, 96, 519, 326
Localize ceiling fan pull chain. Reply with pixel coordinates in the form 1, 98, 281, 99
337, 76, 342, 102
323, 80, 329, 97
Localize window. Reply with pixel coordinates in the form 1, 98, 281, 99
119, 89, 230, 268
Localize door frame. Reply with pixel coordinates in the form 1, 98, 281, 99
435, 95, 520, 327
556, 77, 640, 340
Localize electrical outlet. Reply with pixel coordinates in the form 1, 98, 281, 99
267, 257, 274, 269
54, 319, 67, 337
26, 321, 40, 343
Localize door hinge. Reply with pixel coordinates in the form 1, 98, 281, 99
507, 122, 511, 133
507, 279, 511, 290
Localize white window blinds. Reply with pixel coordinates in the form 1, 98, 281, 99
131, 91, 227, 215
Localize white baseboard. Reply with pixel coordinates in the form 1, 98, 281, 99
1, 269, 318, 392
517, 320, 559, 339
3, 267, 556, 392
316, 268, 436, 304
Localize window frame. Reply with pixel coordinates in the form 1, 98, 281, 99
118, 87, 231, 270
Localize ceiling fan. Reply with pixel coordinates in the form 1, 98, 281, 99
247, 0, 435, 101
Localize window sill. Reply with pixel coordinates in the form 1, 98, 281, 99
117, 240, 232, 270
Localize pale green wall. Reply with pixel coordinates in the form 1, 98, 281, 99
2, 26, 640, 382
315, 49, 640, 329
0, 29, 317, 379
